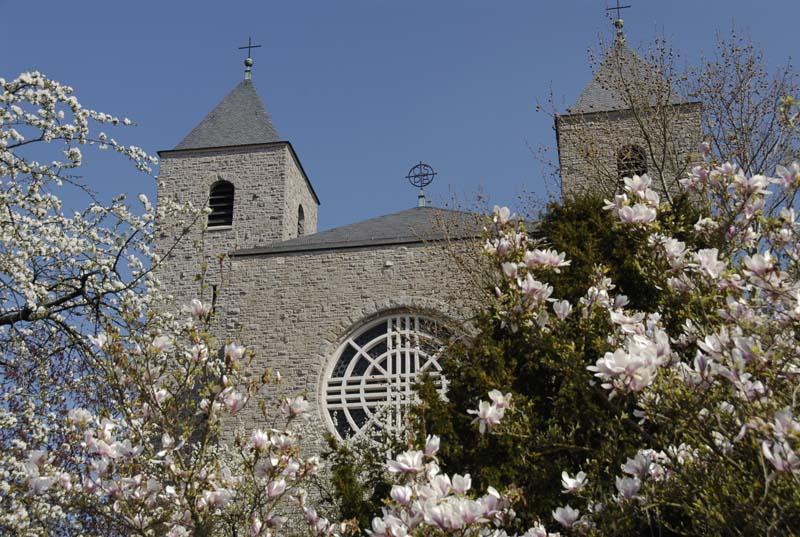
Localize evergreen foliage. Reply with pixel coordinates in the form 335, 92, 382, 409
319, 433, 394, 529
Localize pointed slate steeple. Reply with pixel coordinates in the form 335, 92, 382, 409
568, 19, 686, 115
174, 79, 280, 150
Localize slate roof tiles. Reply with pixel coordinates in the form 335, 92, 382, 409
175, 80, 280, 150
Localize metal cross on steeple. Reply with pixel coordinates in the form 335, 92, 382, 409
238, 37, 262, 80
606, 0, 631, 21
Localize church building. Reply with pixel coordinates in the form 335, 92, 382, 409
155, 16, 700, 449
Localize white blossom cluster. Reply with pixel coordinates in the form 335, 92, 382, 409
468, 389, 513, 434
366, 435, 559, 537
602, 174, 660, 225
5, 299, 326, 536
484, 205, 571, 332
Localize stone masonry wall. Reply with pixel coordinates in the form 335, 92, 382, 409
282, 149, 318, 240
155, 143, 319, 307
214, 241, 476, 453
557, 103, 702, 197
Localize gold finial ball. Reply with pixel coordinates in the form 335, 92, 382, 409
614, 18, 624, 30
244, 57, 254, 67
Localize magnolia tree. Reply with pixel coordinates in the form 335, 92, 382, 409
0, 72, 337, 536
469, 147, 800, 534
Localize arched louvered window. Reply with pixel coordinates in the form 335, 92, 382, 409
617, 145, 648, 181
208, 180, 234, 228
297, 205, 305, 236
323, 314, 448, 440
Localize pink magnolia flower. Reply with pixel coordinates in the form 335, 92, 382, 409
501, 262, 518, 279
154, 388, 171, 405
661, 237, 687, 269
762, 441, 800, 473
224, 343, 246, 362
493, 205, 512, 225
424, 434, 440, 457
67, 407, 93, 427
488, 389, 512, 410
88, 333, 107, 349
251, 429, 270, 450
28, 476, 57, 495
452, 474, 472, 494
552, 505, 580, 528
524, 248, 571, 272
390, 484, 413, 505
520, 273, 553, 306
185, 343, 207, 363
603, 193, 628, 212
221, 389, 247, 415
618, 204, 657, 225
615, 476, 641, 500
387, 450, 425, 474
553, 299, 572, 320
622, 451, 659, 479
281, 396, 309, 418
202, 487, 233, 510
151, 335, 172, 353
743, 251, 775, 277
250, 515, 263, 537
187, 298, 211, 321
694, 248, 727, 279
776, 162, 800, 188
623, 174, 652, 197
267, 478, 287, 498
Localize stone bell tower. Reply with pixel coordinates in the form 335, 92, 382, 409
156, 50, 319, 305
555, 16, 702, 198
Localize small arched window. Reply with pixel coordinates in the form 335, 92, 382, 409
208, 180, 234, 228
617, 145, 648, 181
297, 205, 305, 236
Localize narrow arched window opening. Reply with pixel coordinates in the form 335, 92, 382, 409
297, 204, 305, 236
208, 180, 234, 228
617, 144, 648, 181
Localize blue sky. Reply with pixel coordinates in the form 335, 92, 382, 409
3, 0, 797, 229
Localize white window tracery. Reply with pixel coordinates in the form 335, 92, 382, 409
323, 314, 447, 440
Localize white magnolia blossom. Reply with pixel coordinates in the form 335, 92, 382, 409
603, 174, 660, 225
373, 437, 548, 536
552, 505, 581, 528
468, 399, 508, 434
561, 471, 588, 494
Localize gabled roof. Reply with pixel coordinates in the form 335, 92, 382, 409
568, 40, 687, 115
234, 206, 483, 257
174, 80, 280, 150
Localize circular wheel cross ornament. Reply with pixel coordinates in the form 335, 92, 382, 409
406, 162, 437, 188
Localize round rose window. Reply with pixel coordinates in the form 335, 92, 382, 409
323, 314, 447, 439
